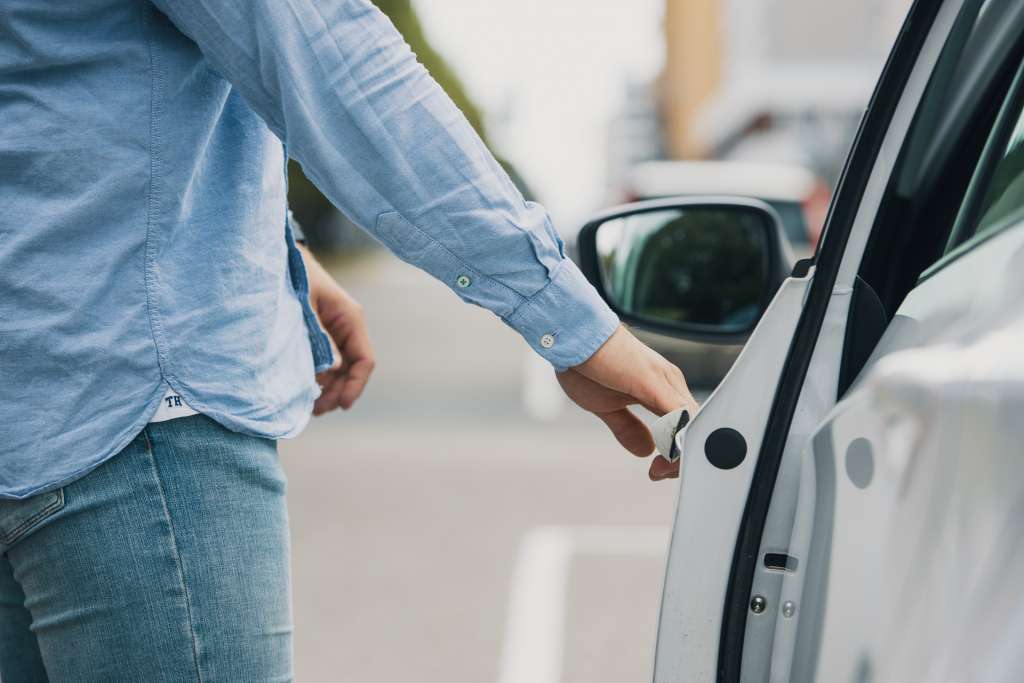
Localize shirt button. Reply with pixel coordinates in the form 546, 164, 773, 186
540, 333, 555, 349
456, 274, 472, 288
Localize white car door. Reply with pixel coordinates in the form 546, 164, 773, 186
647, 0, 1017, 680
772, 11, 1024, 679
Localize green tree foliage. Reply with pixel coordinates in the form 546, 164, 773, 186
287, 0, 507, 238
374, 0, 488, 139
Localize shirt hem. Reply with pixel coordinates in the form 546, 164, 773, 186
0, 379, 314, 500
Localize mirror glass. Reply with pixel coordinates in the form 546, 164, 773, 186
595, 207, 770, 333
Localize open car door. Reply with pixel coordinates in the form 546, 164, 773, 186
653, 1, 1001, 679
577, 2, 974, 679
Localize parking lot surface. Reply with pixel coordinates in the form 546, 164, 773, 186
282, 251, 682, 682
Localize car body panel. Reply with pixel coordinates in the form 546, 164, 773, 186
775, 219, 1024, 680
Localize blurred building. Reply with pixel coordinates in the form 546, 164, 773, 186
657, 0, 912, 183
606, 79, 666, 203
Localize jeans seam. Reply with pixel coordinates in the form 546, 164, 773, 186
0, 490, 64, 546
142, 428, 204, 683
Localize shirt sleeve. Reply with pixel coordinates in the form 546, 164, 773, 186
148, 0, 619, 370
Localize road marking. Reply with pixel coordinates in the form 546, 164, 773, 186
497, 525, 670, 683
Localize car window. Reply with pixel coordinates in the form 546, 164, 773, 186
942, 60, 1024, 261
960, 105, 1024, 240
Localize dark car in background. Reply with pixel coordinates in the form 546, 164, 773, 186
624, 159, 830, 257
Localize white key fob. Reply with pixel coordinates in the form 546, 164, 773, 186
653, 408, 691, 463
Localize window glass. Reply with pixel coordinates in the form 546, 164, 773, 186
947, 65, 1024, 256
970, 110, 1024, 240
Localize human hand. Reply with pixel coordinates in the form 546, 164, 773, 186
557, 326, 698, 480
297, 245, 376, 415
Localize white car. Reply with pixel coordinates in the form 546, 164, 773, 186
577, 1, 1024, 680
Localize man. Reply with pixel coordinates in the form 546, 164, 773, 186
0, 0, 696, 679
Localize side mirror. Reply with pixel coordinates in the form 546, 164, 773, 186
576, 197, 793, 343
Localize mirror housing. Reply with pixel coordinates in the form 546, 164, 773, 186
576, 197, 793, 344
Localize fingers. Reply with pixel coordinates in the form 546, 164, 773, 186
596, 408, 655, 458
313, 367, 346, 415
313, 367, 371, 415
636, 384, 687, 417
635, 365, 690, 417
649, 455, 680, 481
312, 345, 376, 415
336, 319, 375, 408
556, 367, 638, 414
310, 282, 375, 415
337, 356, 374, 410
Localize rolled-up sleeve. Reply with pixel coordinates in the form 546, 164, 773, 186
148, 0, 618, 370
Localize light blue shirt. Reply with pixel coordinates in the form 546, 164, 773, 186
0, 0, 618, 499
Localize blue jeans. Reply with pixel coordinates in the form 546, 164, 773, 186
0, 416, 293, 682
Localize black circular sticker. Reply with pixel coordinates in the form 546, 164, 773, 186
705, 428, 747, 470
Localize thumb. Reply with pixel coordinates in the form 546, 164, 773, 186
649, 455, 680, 481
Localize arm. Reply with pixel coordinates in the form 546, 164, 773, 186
152, 0, 693, 475
150, 0, 614, 369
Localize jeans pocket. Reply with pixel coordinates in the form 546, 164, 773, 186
0, 489, 65, 547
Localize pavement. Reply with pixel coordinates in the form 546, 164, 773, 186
281, 250, 685, 682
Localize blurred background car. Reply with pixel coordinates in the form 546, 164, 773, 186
606, 158, 827, 387
624, 159, 829, 256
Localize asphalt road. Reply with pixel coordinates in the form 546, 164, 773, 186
281, 251, 684, 682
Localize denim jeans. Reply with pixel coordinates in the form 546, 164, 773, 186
0, 416, 293, 682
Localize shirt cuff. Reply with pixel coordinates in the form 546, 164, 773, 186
504, 258, 620, 372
